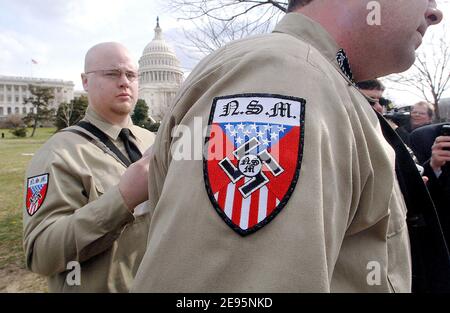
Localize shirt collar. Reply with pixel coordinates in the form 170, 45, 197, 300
273, 13, 354, 83
83, 106, 138, 141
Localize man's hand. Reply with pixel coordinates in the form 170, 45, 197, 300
118, 154, 150, 212
430, 135, 450, 171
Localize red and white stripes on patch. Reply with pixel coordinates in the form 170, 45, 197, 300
214, 180, 280, 230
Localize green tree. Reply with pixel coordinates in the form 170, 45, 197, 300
55, 96, 89, 130
132, 99, 150, 127
23, 84, 55, 137
146, 121, 161, 133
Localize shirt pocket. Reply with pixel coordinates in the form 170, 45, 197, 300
87, 179, 104, 202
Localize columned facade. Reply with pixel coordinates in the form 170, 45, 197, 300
0, 75, 74, 121
138, 18, 183, 122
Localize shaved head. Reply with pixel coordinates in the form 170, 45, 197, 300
81, 42, 139, 126
84, 42, 136, 73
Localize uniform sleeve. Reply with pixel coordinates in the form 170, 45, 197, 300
23, 149, 134, 276
135, 45, 396, 292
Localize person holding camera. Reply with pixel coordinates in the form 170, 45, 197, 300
410, 124, 450, 246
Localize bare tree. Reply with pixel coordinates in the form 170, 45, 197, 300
166, 0, 288, 57
385, 27, 450, 121
168, 0, 287, 21
181, 17, 273, 56
55, 96, 88, 130
56, 102, 74, 129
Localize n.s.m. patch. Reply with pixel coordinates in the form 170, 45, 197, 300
26, 173, 49, 216
203, 93, 305, 236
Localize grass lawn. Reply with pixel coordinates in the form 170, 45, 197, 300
0, 128, 55, 270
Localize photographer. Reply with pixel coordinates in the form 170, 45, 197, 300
410, 124, 450, 245
356, 80, 420, 162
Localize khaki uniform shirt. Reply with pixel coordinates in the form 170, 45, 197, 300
132, 13, 411, 292
23, 107, 155, 292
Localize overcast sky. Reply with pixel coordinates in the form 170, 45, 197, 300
0, 0, 197, 88
0, 0, 449, 107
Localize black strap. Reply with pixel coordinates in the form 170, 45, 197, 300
75, 121, 132, 167
376, 112, 450, 292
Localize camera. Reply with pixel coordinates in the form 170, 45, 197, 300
383, 110, 410, 128
441, 124, 450, 137
441, 124, 450, 151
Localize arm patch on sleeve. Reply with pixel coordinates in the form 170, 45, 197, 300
26, 173, 49, 216
203, 93, 306, 236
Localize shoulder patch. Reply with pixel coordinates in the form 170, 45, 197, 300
26, 173, 49, 216
203, 93, 305, 236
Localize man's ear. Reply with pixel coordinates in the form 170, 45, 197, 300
81, 73, 88, 92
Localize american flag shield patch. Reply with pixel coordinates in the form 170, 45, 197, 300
204, 94, 305, 236
26, 173, 49, 216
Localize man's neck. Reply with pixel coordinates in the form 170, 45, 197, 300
90, 107, 130, 128
106, 114, 130, 128
297, 3, 377, 82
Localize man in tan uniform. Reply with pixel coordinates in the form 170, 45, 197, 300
132, 0, 443, 292
23, 42, 155, 292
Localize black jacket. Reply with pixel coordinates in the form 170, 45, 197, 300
378, 115, 450, 293
409, 123, 450, 251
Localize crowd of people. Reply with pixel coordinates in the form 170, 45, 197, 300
357, 79, 450, 247
21, 0, 449, 293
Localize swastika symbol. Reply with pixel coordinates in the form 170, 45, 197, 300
219, 137, 284, 198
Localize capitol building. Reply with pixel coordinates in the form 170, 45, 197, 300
0, 18, 182, 123
138, 18, 184, 122
0, 75, 74, 121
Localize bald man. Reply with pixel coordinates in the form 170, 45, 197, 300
23, 42, 155, 292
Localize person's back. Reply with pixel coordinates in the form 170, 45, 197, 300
132, 0, 444, 292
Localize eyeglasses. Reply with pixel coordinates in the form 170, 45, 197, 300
85, 69, 139, 82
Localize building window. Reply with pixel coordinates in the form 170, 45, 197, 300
30, 107, 34, 113
15, 107, 19, 114
0, 95, 3, 102
7, 96, 11, 102
0, 107, 3, 116
7, 107, 12, 114
22, 107, 27, 114
7, 85, 11, 91
14, 85, 19, 92
15, 96, 19, 103
22, 86, 27, 92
